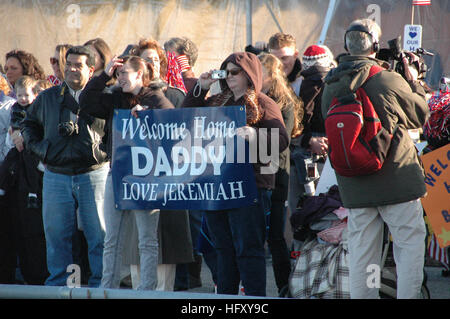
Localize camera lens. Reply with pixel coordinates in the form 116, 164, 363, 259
58, 121, 77, 137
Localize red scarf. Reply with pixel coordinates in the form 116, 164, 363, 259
165, 51, 187, 93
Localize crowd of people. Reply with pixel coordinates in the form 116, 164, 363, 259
0, 17, 447, 298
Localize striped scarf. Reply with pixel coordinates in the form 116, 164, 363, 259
165, 51, 187, 93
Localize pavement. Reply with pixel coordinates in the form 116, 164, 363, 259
185, 254, 450, 299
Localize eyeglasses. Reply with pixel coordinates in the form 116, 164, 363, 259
50, 57, 59, 65
226, 69, 243, 77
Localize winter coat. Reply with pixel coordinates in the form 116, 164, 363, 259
321, 55, 429, 208
79, 71, 174, 158
22, 83, 108, 175
298, 65, 330, 148
266, 91, 295, 202
287, 58, 303, 96
182, 51, 289, 190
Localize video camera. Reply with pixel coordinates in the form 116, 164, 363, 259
377, 36, 434, 80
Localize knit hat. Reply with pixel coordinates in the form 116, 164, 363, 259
302, 45, 336, 70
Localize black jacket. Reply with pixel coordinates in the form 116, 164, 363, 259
10, 102, 29, 130
298, 65, 329, 148
79, 72, 175, 158
21, 83, 108, 175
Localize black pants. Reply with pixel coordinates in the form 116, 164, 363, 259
267, 169, 292, 291
0, 148, 40, 194
0, 153, 48, 285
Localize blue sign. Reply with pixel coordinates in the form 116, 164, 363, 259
112, 106, 258, 211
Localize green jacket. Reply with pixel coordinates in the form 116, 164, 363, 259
321, 55, 429, 208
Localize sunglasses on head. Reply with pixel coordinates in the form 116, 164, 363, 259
50, 57, 59, 65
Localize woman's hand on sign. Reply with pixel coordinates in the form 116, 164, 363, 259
131, 104, 146, 118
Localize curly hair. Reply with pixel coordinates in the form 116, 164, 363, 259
5, 50, 46, 81
132, 38, 168, 78
0, 75, 11, 95
207, 87, 263, 126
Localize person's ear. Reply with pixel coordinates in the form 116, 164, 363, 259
137, 69, 143, 80
88, 66, 95, 79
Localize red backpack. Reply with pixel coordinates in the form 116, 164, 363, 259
325, 65, 392, 177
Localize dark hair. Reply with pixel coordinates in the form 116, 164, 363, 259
119, 55, 154, 88
83, 38, 112, 71
164, 37, 198, 67
65, 46, 96, 67
5, 50, 46, 81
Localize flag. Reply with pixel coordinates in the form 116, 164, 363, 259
413, 0, 431, 5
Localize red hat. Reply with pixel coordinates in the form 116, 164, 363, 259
302, 45, 336, 69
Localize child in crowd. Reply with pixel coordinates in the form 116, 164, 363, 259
34, 79, 54, 95
0, 75, 42, 208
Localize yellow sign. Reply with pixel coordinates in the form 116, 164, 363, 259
420, 144, 450, 248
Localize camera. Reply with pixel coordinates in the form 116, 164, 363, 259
304, 157, 319, 182
119, 44, 136, 58
58, 121, 79, 137
376, 36, 433, 80
211, 70, 228, 80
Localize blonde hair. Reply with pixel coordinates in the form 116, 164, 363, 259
54, 44, 73, 81
268, 33, 296, 50
33, 79, 54, 94
0, 75, 11, 95
258, 53, 303, 137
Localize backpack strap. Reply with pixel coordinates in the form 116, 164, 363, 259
366, 64, 385, 81
335, 64, 385, 105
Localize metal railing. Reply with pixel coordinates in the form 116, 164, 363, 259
0, 284, 263, 299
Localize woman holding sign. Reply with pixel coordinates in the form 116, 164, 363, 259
181, 51, 289, 296
80, 55, 174, 290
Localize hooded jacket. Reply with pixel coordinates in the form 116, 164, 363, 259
182, 52, 289, 190
321, 55, 429, 208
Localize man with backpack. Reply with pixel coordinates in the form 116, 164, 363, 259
321, 18, 429, 299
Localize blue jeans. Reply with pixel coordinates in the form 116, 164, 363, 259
42, 165, 108, 287
205, 189, 271, 296
101, 173, 159, 290
290, 144, 311, 186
